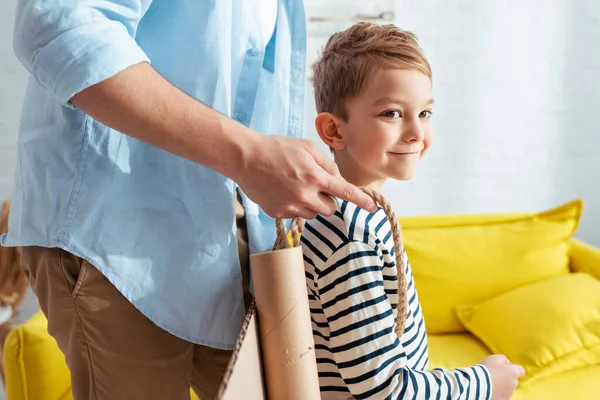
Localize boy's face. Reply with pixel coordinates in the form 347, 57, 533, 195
323, 68, 433, 188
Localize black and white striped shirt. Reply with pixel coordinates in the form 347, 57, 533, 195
302, 199, 491, 400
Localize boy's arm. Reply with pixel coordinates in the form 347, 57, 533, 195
317, 241, 492, 400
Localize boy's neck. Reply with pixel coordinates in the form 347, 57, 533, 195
333, 152, 387, 193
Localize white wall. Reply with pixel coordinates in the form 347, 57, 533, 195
0, 0, 26, 200
304, 0, 600, 246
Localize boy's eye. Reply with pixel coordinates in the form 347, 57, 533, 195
382, 110, 401, 119
420, 110, 433, 119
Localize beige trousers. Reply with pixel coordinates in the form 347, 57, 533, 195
20, 195, 250, 400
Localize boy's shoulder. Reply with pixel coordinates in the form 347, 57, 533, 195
301, 197, 391, 261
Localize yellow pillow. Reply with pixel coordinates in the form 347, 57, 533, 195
401, 200, 582, 333
456, 273, 600, 386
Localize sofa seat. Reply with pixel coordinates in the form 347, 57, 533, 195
428, 333, 600, 400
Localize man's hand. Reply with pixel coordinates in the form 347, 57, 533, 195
236, 135, 376, 220
480, 354, 525, 400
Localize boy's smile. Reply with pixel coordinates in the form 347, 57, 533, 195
316, 68, 434, 191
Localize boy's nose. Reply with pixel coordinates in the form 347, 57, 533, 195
401, 121, 425, 143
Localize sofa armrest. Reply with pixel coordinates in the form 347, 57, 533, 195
3, 311, 72, 400
569, 239, 600, 280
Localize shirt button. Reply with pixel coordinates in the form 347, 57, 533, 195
237, 112, 247, 122
250, 47, 259, 56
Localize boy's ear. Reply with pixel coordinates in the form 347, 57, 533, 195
315, 112, 345, 150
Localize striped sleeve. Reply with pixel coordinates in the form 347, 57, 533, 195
316, 240, 492, 400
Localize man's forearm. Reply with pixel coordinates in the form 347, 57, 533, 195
69, 61, 377, 218
70, 62, 258, 180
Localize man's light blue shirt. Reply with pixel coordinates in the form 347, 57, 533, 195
2, 0, 307, 349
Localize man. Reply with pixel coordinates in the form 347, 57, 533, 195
2, 1, 376, 399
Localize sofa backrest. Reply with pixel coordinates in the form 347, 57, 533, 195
399, 200, 582, 334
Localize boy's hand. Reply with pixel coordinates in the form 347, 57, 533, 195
480, 354, 525, 400
237, 135, 377, 220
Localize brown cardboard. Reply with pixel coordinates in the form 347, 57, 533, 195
217, 239, 320, 400
250, 246, 320, 400
216, 301, 266, 400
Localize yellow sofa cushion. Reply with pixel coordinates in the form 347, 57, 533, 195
427, 333, 491, 369
570, 238, 600, 280
400, 200, 582, 333
4, 311, 201, 400
456, 273, 600, 387
428, 333, 600, 400
511, 365, 600, 400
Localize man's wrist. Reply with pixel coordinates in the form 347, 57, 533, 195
216, 117, 262, 183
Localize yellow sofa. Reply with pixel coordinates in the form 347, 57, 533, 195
401, 199, 600, 400
4, 200, 600, 399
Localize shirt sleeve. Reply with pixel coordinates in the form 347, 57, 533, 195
12, 0, 153, 108
316, 240, 492, 400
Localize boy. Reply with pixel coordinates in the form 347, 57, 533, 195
301, 23, 525, 399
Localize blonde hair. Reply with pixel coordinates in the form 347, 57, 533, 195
312, 22, 432, 120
